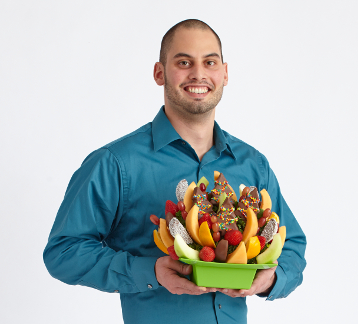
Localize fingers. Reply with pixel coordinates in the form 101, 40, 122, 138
216, 288, 243, 298
155, 256, 210, 295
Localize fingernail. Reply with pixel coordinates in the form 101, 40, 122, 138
199, 287, 207, 291
223, 289, 228, 293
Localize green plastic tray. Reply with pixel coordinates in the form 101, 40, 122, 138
180, 258, 277, 289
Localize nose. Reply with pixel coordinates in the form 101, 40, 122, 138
188, 63, 207, 81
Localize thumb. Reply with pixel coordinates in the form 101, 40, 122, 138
172, 261, 192, 275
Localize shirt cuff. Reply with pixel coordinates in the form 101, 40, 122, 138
262, 265, 287, 301
131, 256, 160, 292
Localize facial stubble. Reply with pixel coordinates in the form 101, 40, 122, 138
164, 73, 224, 117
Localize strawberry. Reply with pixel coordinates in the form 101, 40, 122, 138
198, 213, 212, 229
165, 200, 179, 216
257, 236, 266, 250
224, 230, 243, 246
167, 245, 179, 260
199, 246, 215, 262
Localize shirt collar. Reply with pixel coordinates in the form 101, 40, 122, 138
152, 106, 236, 160
213, 121, 237, 160
152, 106, 181, 152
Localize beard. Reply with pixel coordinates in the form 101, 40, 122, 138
164, 73, 224, 116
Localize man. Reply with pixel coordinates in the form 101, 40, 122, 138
44, 19, 306, 324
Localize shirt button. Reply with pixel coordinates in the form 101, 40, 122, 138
114, 290, 119, 293
182, 141, 186, 145
148, 284, 153, 289
219, 304, 222, 309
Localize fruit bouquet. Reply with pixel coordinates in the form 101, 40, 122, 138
150, 171, 286, 289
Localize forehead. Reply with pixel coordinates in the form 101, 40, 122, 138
168, 28, 221, 59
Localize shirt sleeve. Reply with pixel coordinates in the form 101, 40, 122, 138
43, 148, 160, 293
257, 153, 307, 300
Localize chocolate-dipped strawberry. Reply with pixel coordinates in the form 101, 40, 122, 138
210, 173, 234, 205
236, 186, 261, 218
192, 187, 215, 219
217, 197, 238, 234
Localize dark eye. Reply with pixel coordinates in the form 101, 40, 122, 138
179, 61, 190, 66
207, 61, 215, 66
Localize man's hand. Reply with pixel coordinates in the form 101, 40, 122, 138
155, 256, 213, 295
217, 262, 277, 298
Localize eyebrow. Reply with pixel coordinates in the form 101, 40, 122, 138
172, 52, 221, 60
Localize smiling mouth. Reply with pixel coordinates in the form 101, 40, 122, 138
184, 86, 210, 94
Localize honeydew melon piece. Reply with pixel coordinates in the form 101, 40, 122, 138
226, 241, 247, 264
279, 226, 286, 247
153, 230, 168, 254
245, 236, 261, 259
218, 192, 227, 208
256, 233, 282, 264
184, 181, 196, 213
174, 234, 200, 260
198, 221, 216, 248
159, 218, 174, 248
185, 205, 203, 245
214, 171, 238, 201
242, 207, 259, 245
260, 189, 272, 210
197, 176, 209, 189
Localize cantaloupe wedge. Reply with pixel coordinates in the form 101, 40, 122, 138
242, 207, 258, 245
153, 229, 168, 254
214, 171, 237, 201
199, 221, 216, 248
226, 241, 247, 264
260, 189, 272, 210
279, 226, 286, 247
159, 218, 174, 248
184, 181, 196, 213
185, 205, 202, 245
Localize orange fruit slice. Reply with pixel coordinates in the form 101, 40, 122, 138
246, 236, 261, 259
198, 221, 216, 248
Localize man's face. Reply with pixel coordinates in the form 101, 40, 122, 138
163, 28, 228, 116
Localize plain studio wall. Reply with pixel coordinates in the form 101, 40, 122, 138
1, 1, 357, 323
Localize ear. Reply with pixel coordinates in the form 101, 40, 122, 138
223, 62, 228, 86
154, 62, 165, 86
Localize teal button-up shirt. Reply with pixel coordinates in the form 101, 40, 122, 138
44, 106, 306, 324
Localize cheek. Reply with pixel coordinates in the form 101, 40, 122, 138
211, 71, 226, 85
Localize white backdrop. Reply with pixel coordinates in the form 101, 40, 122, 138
1, 1, 357, 323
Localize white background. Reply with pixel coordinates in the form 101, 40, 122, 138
1, 1, 357, 323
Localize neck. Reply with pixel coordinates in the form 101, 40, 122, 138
164, 105, 215, 161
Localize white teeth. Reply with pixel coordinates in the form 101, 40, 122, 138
187, 87, 209, 94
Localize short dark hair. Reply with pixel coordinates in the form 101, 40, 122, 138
159, 19, 223, 67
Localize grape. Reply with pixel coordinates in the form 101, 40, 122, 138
213, 232, 221, 242
177, 201, 185, 212
181, 211, 188, 220
199, 183, 206, 192
150, 214, 160, 226
258, 217, 266, 228
211, 215, 218, 223
242, 187, 250, 196
262, 208, 271, 219
212, 222, 220, 232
